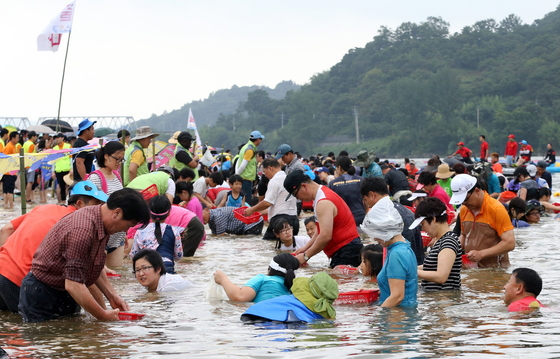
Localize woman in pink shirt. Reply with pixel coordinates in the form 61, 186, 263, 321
417, 172, 454, 212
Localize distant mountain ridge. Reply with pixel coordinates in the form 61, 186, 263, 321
136, 80, 300, 131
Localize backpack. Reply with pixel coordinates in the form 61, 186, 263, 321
85, 170, 122, 193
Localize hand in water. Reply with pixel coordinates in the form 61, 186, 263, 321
467, 250, 484, 262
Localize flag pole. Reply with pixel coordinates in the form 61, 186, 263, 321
56, 31, 72, 133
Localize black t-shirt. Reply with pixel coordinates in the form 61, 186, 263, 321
175, 150, 193, 166
72, 138, 95, 181
383, 169, 410, 196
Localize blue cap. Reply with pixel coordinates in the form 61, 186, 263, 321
70, 180, 108, 202
315, 166, 329, 173
250, 130, 265, 140
520, 140, 528, 145
77, 118, 97, 135
275, 144, 292, 159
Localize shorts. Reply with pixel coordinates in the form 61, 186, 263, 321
26, 169, 36, 183
18, 272, 81, 323
329, 237, 363, 268
106, 232, 126, 251
182, 217, 205, 257
2, 175, 17, 194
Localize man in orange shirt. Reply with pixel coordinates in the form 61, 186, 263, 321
2, 131, 19, 209
450, 174, 515, 268
0, 181, 108, 313
0, 128, 9, 152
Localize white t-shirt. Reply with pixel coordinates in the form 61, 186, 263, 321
264, 170, 297, 218
166, 178, 176, 197
279, 236, 310, 251
157, 273, 195, 292
193, 176, 208, 196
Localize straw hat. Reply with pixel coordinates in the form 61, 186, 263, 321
168, 131, 181, 144
63, 172, 74, 186
436, 163, 454, 179
131, 126, 159, 141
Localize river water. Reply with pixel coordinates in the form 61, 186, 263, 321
1, 177, 560, 358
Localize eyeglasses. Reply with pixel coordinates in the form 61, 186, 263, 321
463, 188, 477, 204
279, 227, 293, 234
111, 155, 125, 163
132, 266, 153, 275
292, 184, 302, 198
527, 211, 541, 216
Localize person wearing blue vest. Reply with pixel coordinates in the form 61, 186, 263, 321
235, 131, 264, 205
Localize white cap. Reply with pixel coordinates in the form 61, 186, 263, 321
360, 196, 403, 241
449, 174, 477, 205
526, 164, 537, 177
408, 192, 428, 202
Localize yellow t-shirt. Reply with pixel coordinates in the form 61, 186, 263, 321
131, 149, 145, 166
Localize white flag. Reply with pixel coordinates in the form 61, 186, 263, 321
187, 108, 202, 146
200, 148, 215, 167
37, 1, 76, 52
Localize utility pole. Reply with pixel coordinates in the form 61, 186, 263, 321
353, 106, 360, 144
233, 116, 236, 132
281, 112, 284, 128
476, 106, 480, 129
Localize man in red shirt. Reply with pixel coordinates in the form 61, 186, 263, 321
448, 142, 473, 164
479, 135, 489, 161
504, 134, 518, 166
284, 170, 362, 268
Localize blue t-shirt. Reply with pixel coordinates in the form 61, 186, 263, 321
225, 191, 244, 208
377, 240, 418, 307
487, 173, 501, 195
243, 274, 291, 303
222, 160, 232, 171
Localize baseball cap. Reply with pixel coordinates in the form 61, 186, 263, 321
250, 130, 265, 140
449, 174, 478, 205
275, 144, 293, 159
409, 209, 447, 230
70, 180, 108, 202
537, 160, 548, 169
526, 164, 537, 177
508, 134, 515, 138
283, 169, 308, 201
77, 118, 97, 135
53, 132, 65, 138
407, 191, 427, 202
520, 140, 528, 145
315, 166, 329, 173
457, 142, 465, 146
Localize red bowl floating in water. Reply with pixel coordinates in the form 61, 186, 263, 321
335, 289, 380, 305
118, 312, 145, 321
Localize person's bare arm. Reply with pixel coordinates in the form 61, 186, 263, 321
94, 268, 129, 311
245, 200, 271, 215
0, 222, 15, 246
418, 248, 456, 284
213, 270, 256, 302
65, 279, 119, 321
75, 157, 87, 180
381, 279, 405, 308
295, 200, 336, 264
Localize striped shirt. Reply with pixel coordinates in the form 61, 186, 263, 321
88, 172, 125, 249
421, 231, 462, 291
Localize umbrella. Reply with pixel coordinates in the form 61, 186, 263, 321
144, 140, 170, 161
27, 124, 56, 133
95, 127, 113, 137
41, 119, 73, 132
2, 125, 18, 133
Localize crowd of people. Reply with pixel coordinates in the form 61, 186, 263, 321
0, 126, 552, 325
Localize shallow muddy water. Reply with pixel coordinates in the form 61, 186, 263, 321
1, 177, 560, 358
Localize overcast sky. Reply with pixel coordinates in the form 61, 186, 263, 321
1, 0, 558, 127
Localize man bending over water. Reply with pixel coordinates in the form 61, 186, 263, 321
18, 188, 150, 323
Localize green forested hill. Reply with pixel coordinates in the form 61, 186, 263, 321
196, 5, 560, 157
136, 80, 300, 130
